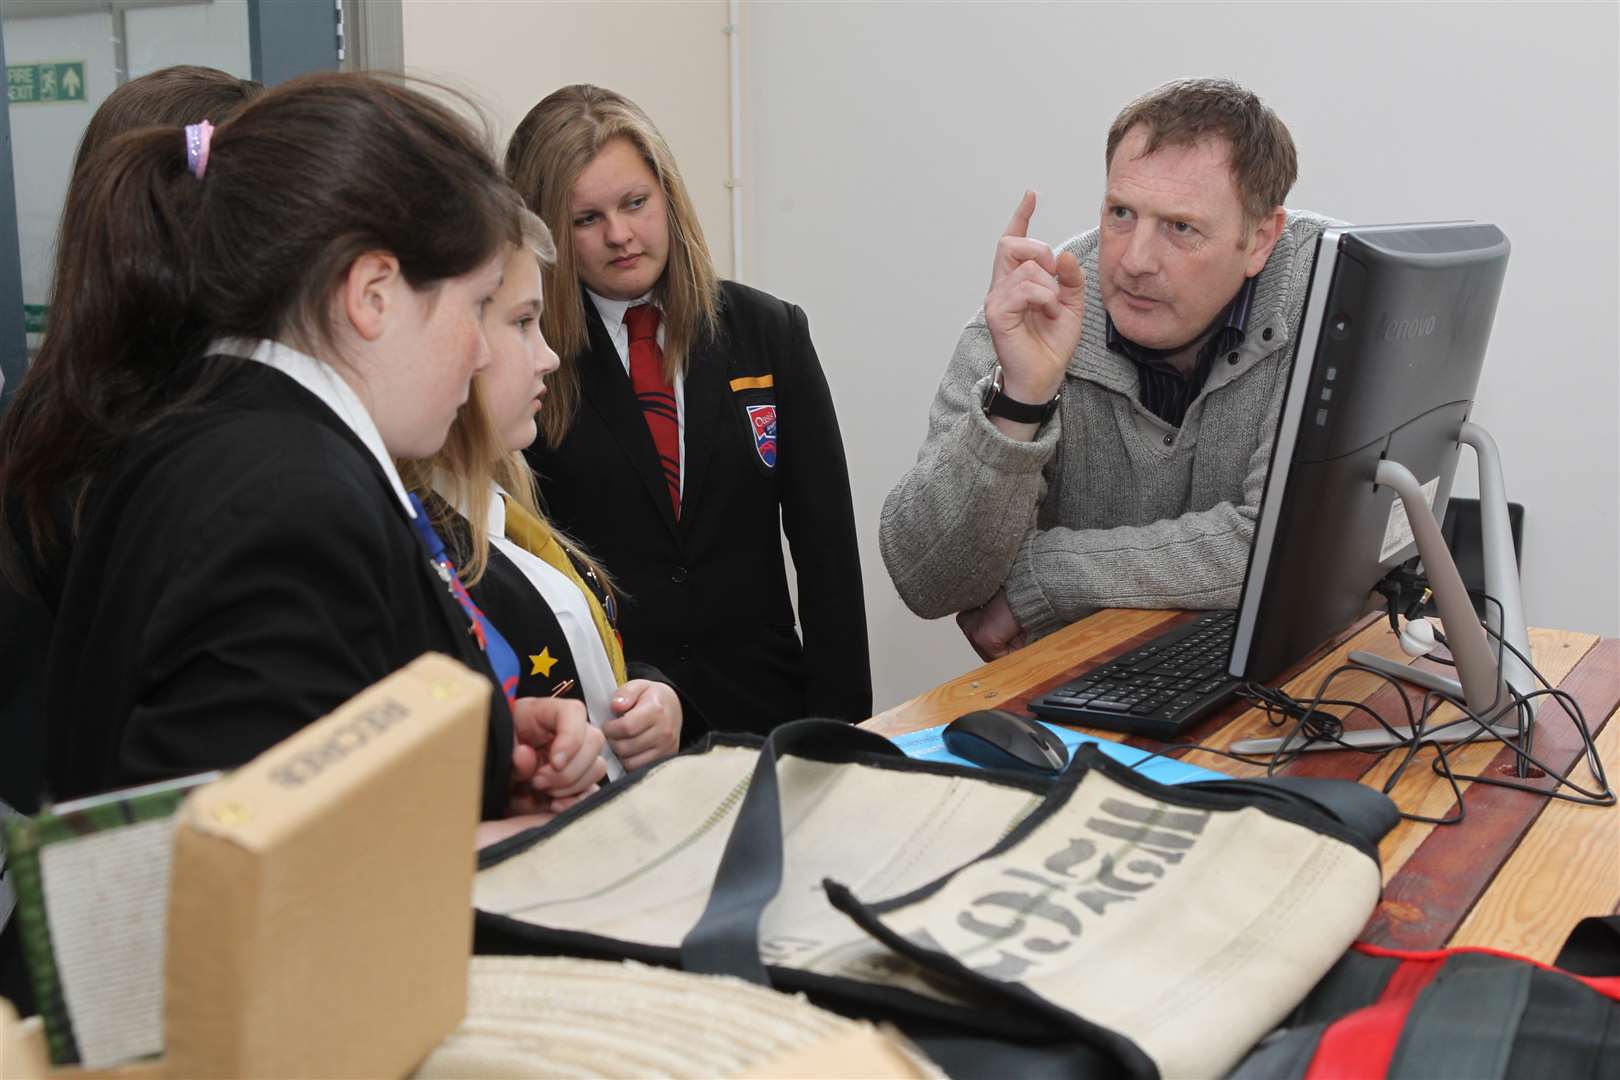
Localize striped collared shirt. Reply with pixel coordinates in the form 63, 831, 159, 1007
1104, 274, 1256, 428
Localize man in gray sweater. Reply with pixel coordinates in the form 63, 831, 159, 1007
880, 79, 1331, 659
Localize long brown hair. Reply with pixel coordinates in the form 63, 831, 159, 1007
0, 73, 522, 578
504, 84, 720, 447
71, 65, 263, 184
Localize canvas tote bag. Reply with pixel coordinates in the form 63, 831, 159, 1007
474, 720, 1396, 1078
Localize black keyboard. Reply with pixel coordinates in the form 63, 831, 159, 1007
1029, 611, 1241, 739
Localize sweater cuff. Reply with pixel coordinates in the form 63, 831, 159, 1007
1004, 531, 1064, 640
961, 375, 1061, 475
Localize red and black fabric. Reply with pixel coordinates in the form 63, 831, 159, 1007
1230, 916, 1620, 1080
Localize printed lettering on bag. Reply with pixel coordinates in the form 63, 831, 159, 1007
905, 796, 1211, 981
746, 403, 777, 468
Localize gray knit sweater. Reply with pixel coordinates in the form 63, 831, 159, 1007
879, 210, 1334, 640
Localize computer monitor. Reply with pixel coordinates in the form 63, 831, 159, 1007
1227, 221, 1527, 750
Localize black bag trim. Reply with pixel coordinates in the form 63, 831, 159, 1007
846, 746, 1384, 923
680, 720, 895, 982
474, 911, 1108, 1053
1183, 775, 1401, 852
474, 723, 1044, 870
1554, 915, 1620, 977
823, 878, 1158, 1080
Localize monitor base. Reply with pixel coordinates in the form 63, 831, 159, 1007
1230, 647, 1521, 754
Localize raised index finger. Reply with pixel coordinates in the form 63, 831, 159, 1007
1005, 190, 1037, 239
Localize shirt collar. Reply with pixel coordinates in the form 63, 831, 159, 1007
585, 287, 657, 334
487, 482, 509, 540
212, 336, 416, 519
1105, 274, 1257, 367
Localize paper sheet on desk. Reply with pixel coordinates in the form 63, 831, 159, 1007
890, 721, 1226, 784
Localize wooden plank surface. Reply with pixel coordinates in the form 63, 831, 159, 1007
862, 608, 1173, 738
1367, 628, 1599, 883
1361, 638, 1620, 954
861, 610, 1617, 961
1448, 691, 1620, 961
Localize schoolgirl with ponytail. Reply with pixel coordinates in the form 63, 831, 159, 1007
0, 74, 606, 826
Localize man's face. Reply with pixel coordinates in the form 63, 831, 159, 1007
1097, 125, 1274, 351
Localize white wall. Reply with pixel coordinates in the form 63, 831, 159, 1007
3, 0, 252, 343
124, 0, 250, 79
400, 0, 738, 277
4, 11, 116, 318
746, 1, 1620, 710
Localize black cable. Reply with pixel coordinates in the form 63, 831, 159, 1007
1128, 589, 1613, 824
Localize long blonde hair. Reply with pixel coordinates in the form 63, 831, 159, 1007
399, 212, 611, 592
505, 84, 721, 448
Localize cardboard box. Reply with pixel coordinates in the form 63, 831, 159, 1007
163, 653, 489, 1078
2, 653, 490, 1079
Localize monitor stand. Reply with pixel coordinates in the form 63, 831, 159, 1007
1231, 422, 1535, 760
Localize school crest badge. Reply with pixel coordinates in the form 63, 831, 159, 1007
746, 403, 777, 468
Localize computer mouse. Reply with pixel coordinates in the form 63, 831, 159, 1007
943, 709, 1070, 774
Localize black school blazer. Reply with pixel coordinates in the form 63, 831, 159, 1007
526, 281, 872, 734
41, 360, 514, 819
442, 506, 709, 746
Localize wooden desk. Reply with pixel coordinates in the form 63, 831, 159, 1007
861, 609, 1620, 963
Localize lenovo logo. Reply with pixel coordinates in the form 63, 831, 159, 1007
1381, 313, 1438, 341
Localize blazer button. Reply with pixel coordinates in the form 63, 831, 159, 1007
671, 566, 688, 583
1162, 433, 1174, 447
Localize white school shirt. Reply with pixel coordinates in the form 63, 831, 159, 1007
480, 482, 625, 781
213, 337, 417, 519
585, 289, 686, 497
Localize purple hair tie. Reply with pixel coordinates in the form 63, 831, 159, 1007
185, 120, 214, 179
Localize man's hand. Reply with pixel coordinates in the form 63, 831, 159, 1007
956, 588, 1028, 662
508, 695, 608, 815
605, 679, 682, 773
984, 191, 1087, 409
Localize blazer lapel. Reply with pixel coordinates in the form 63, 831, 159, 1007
676, 340, 727, 528
578, 303, 681, 540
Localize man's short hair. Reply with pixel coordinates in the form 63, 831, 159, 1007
1106, 78, 1298, 227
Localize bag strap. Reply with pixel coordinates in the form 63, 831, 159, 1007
1185, 775, 1401, 849
1555, 915, 1620, 977
678, 719, 902, 984
1385, 953, 1533, 1080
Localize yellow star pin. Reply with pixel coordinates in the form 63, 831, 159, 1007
529, 647, 557, 677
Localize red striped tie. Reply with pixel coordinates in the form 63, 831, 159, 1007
625, 303, 680, 517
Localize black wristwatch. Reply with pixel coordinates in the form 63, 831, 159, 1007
981, 364, 1061, 424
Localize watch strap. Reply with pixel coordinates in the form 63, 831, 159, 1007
984, 367, 1060, 424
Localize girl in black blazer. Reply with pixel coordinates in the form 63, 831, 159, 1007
0, 74, 605, 832
505, 85, 873, 735
401, 224, 697, 809
1, 65, 263, 820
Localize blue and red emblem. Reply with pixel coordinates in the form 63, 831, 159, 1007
746, 403, 778, 469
